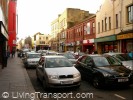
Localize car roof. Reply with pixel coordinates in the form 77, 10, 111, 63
26, 52, 40, 54
103, 52, 124, 56
42, 55, 66, 58
89, 54, 103, 57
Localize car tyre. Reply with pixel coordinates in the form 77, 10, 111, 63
92, 76, 102, 88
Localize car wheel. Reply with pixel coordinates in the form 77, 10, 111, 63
92, 76, 102, 88
42, 78, 48, 90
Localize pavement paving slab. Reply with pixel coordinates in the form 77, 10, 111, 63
0, 55, 40, 100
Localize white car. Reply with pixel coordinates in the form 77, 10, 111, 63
36, 56, 81, 89
103, 52, 133, 70
24, 52, 41, 68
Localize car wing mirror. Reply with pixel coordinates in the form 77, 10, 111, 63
38, 65, 43, 69
87, 62, 93, 67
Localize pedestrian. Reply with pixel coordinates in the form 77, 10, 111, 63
2, 50, 10, 68
11, 49, 15, 58
86, 49, 89, 54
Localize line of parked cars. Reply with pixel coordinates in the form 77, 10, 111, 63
20, 49, 133, 90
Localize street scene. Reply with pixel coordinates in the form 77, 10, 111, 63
0, 0, 133, 100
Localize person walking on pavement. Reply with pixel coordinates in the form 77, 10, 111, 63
11, 49, 15, 58
2, 49, 10, 68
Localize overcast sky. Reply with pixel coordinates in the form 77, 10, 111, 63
17, 0, 104, 40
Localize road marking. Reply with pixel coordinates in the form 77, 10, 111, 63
114, 94, 126, 99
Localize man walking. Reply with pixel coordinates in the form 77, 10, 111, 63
2, 50, 10, 68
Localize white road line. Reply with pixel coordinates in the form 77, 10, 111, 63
114, 94, 126, 100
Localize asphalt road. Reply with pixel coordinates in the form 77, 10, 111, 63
26, 68, 133, 100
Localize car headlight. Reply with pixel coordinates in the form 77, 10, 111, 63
48, 75, 58, 79
102, 72, 112, 77
73, 73, 80, 78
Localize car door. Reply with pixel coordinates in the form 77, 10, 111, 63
77, 56, 88, 78
37, 57, 45, 81
83, 56, 94, 80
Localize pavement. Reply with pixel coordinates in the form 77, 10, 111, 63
0, 54, 40, 100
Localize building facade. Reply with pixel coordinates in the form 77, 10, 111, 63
95, 0, 133, 54
8, 0, 17, 53
51, 18, 59, 51
51, 8, 92, 52
66, 15, 96, 54
32, 32, 49, 51
0, 0, 9, 69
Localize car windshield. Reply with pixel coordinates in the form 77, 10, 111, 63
106, 56, 122, 65
28, 54, 40, 58
46, 58, 73, 68
64, 53, 75, 59
115, 54, 133, 61
93, 56, 110, 67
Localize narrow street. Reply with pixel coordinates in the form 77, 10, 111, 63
26, 68, 133, 100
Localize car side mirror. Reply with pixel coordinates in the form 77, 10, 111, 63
87, 62, 93, 67
38, 65, 43, 69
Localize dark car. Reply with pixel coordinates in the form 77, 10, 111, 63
75, 54, 133, 88
63, 53, 77, 65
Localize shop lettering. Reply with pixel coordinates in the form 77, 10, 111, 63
117, 33, 133, 40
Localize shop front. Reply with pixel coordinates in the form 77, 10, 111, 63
117, 33, 133, 53
36, 45, 49, 51
75, 41, 82, 52
94, 35, 117, 54
0, 21, 8, 69
66, 42, 75, 51
83, 39, 95, 54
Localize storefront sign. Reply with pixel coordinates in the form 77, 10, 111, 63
117, 33, 133, 40
83, 39, 94, 44
94, 35, 116, 42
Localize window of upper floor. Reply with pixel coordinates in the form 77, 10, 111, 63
98, 22, 100, 34
102, 20, 104, 32
127, 5, 133, 23
109, 17, 111, 30
105, 17, 107, 31
116, 14, 118, 29
86, 22, 90, 34
92, 22, 95, 34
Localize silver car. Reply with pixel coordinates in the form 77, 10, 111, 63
36, 56, 81, 89
24, 52, 41, 68
103, 52, 133, 70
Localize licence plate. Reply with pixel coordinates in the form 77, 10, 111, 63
61, 81, 73, 84
118, 78, 129, 82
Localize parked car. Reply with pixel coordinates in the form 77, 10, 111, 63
63, 53, 77, 65
75, 54, 133, 88
24, 52, 41, 68
36, 55, 81, 89
103, 52, 133, 70
46, 50, 57, 55
74, 52, 85, 59
56, 52, 64, 56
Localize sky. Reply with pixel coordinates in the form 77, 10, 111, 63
17, 0, 104, 40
